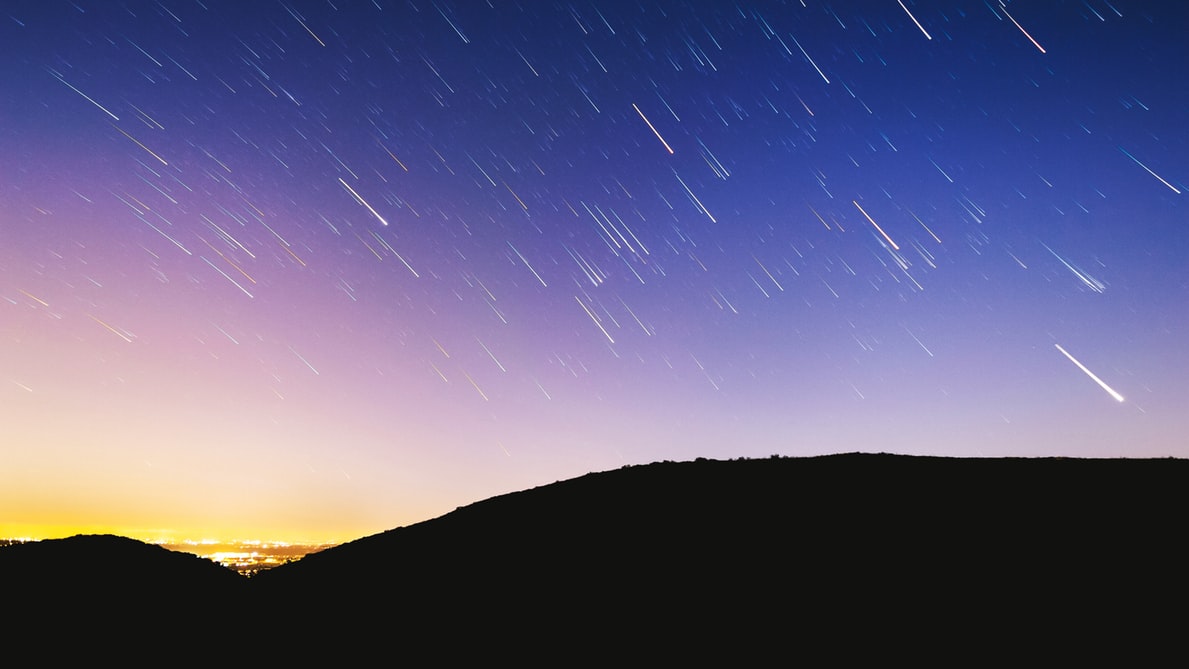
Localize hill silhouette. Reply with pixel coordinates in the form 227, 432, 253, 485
251, 453, 1187, 660
4, 454, 1186, 659
2, 533, 247, 652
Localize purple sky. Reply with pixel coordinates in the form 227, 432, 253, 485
2, 0, 1186, 543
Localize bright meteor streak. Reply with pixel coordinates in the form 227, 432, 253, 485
48, 68, 120, 120
999, 1, 1046, 54
1054, 344, 1125, 402
339, 178, 390, 226
853, 200, 900, 250
898, 0, 932, 40
1118, 146, 1182, 194
633, 103, 675, 154
789, 34, 830, 84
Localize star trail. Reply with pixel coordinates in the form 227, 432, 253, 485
2, 1, 1186, 543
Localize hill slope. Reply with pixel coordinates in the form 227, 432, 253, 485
2, 533, 246, 649
4, 454, 1185, 659
252, 453, 1188, 658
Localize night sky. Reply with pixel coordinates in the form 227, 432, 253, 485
3, 0, 1186, 543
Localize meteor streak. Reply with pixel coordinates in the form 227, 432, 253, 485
1042, 243, 1105, 293
464, 371, 489, 401
508, 242, 548, 287
1054, 344, 1124, 402
18, 289, 49, 307
111, 124, 168, 165
789, 34, 830, 84
853, 201, 899, 250
1118, 147, 1181, 194
282, 3, 326, 46
339, 178, 390, 226
633, 103, 675, 154
898, 0, 932, 40
289, 346, 320, 375
999, 1, 1046, 54
576, 296, 615, 344
47, 68, 120, 120
90, 314, 135, 342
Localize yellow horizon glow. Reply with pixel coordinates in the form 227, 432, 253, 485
0, 521, 364, 547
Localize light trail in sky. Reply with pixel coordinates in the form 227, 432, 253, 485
1118, 147, 1182, 194
633, 103, 675, 154
1055, 344, 1125, 403
339, 178, 391, 226
898, 0, 933, 40
853, 200, 900, 250
999, 1, 1047, 54
47, 68, 120, 120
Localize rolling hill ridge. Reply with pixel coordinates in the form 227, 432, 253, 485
4, 454, 1185, 658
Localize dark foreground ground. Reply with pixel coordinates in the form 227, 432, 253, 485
4, 454, 1185, 661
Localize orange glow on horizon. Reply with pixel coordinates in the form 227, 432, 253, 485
0, 520, 361, 547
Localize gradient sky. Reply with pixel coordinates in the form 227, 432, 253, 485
2, 0, 1186, 543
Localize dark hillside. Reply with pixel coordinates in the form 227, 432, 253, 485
1, 534, 246, 649
252, 454, 1188, 659
4, 455, 1184, 660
